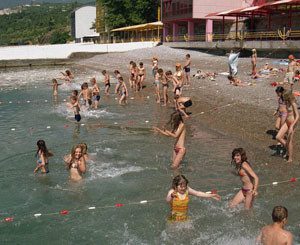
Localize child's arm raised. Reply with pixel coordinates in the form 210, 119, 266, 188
188, 187, 220, 200
166, 189, 176, 204
78, 157, 86, 174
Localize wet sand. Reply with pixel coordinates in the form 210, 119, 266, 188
74, 45, 300, 168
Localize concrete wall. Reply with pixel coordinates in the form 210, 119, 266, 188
0, 42, 158, 61
74, 6, 98, 39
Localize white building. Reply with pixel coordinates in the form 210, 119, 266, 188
71, 6, 98, 43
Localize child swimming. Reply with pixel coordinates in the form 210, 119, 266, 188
256, 206, 293, 245
166, 175, 220, 222
102, 70, 110, 95
118, 77, 128, 105
230, 148, 259, 210
70, 96, 81, 122
64, 144, 86, 181
90, 78, 100, 110
152, 111, 186, 169
48, 79, 62, 96
78, 82, 92, 110
34, 140, 53, 174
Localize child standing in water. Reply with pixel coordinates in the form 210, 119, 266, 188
70, 96, 81, 122
273, 87, 287, 132
284, 54, 297, 90
118, 77, 128, 105
152, 56, 158, 77
90, 78, 100, 110
175, 95, 192, 118
251, 49, 257, 74
256, 206, 293, 245
166, 175, 220, 222
102, 70, 110, 95
64, 144, 86, 181
152, 111, 186, 169
114, 70, 121, 94
158, 68, 169, 106
153, 66, 161, 103
78, 82, 92, 110
57, 70, 73, 85
137, 62, 146, 91
48, 79, 62, 96
34, 140, 53, 174
183, 54, 191, 86
230, 148, 259, 210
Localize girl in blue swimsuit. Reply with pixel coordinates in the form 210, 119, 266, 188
34, 140, 53, 174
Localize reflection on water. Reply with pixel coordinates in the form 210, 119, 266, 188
0, 66, 299, 244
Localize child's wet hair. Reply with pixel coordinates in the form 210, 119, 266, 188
186, 54, 190, 58
90, 78, 96, 84
139, 62, 143, 66
71, 96, 78, 102
275, 86, 284, 94
114, 70, 120, 74
172, 175, 189, 189
52, 79, 58, 84
168, 111, 183, 133
66, 70, 71, 76
102, 70, 106, 74
165, 70, 172, 76
72, 90, 78, 96
272, 206, 288, 223
129, 61, 134, 64
118, 76, 124, 81
231, 148, 248, 163
227, 75, 233, 80
36, 139, 49, 157
82, 82, 88, 89
158, 68, 163, 73
79, 143, 87, 153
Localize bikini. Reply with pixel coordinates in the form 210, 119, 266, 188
237, 168, 252, 196
278, 98, 287, 117
286, 103, 294, 128
37, 155, 49, 174
168, 191, 189, 222
174, 147, 181, 154
105, 82, 111, 87
162, 83, 169, 88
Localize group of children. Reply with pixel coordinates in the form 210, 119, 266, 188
33, 52, 296, 243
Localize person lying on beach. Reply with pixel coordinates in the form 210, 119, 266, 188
174, 95, 192, 118
227, 75, 246, 87
56, 70, 73, 85
70, 96, 81, 122
152, 111, 186, 169
193, 70, 216, 80
48, 79, 62, 96
34, 140, 53, 174
64, 144, 86, 181
78, 82, 92, 110
256, 206, 293, 245
166, 175, 220, 222
230, 148, 259, 210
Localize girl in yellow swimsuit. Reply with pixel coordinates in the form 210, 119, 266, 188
166, 175, 220, 222
229, 148, 259, 210
276, 90, 299, 163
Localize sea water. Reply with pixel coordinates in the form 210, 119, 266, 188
0, 66, 299, 244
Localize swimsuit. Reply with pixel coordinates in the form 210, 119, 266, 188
94, 95, 100, 101
286, 120, 294, 128
174, 147, 181, 154
238, 168, 247, 177
75, 114, 81, 122
37, 156, 48, 165
242, 188, 251, 196
184, 67, 190, 72
138, 74, 144, 77
162, 83, 169, 88
168, 191, 189, 222
121, 91, 126, 96
183, 100, 192, 108
154, 81, 160, 86
105, 82, 111, 88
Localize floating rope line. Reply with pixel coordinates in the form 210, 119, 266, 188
0, 177, 298, 223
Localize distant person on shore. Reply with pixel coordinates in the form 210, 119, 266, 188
152, 111, 186, 169
251, 49, 257, 74
230, 148, 259, 210
183, 54, 191, 86
57, 70, 73, 85
137, 62, 146, 91
273, 87, 287, 132
284, 54, 297, 90
158, 68, 169, 106
193, 70, 216, 80
256, 206, 293, 245
102, 70, 110, 95
227, 75, 246, 87
34, 140, 53, 174
153, 66, 161, 103
174, 63, 184, 91
131, 62, 138, 91
114, 70, 121, 94
64, 144, 86, 181
90, 78, 100, 110
166, 175, 220, 222
152, 56, 158, 77
228, 50, 239, 77
48, 79, 62, 96
174, 95, 192, 118
118, 77, 128, 105
70, 96, 81, 122
276, 90, 299, 163
78, 82, 92, 110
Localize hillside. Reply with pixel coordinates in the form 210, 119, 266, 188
0, 0, 93, 10
0, 2, 94, 46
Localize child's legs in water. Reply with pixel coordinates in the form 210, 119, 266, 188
229, 190, 245, 207
94, 100, 99, 109
105, 85, 109, 95
185, 72, 190, 85
140, 76, 144, 90
163, 86, 168, 105
244, 191, 254, 210
286, 126, 295, 161
115, 84, 120, 94
156, 85, 160, 103
276, 123, 288, 146
171, 148, 186, 169
279, 116, 287, 130
119, 94, 126, 104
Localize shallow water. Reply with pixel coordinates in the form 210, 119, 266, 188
0, 66, 299, 244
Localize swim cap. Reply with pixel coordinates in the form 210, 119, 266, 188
153, 56, 157, 59
176, 63, 181, 67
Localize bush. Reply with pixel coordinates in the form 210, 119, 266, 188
50, 31, 70, 44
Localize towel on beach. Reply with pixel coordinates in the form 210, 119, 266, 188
228, 53, 239, 76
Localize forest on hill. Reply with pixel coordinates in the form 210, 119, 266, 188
0, 2, 93, 46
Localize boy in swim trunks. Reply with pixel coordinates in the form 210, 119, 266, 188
78, 82, 92, 110
256, 206, 293, 245
70, 96, 81, 122
153, 67, 161, 103
284, 54, 297, 90
137, 62, 145, 91
90, 78, 100, 110
183, 54, 191, 86
119, 77, 128, 105
102, 70, 110, 95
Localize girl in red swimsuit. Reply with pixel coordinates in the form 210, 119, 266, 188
230, 148, 259, 210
